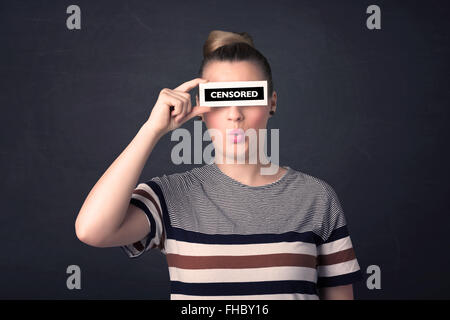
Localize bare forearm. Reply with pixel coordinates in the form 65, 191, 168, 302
75, 121, 163, 244
318, 284, 354, 300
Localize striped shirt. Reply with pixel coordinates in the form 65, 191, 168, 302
121, 163, 363, 299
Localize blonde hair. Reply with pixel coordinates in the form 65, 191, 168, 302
198, 30, 274, 97
202, 30, 255, 57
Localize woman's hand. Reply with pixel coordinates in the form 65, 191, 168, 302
146, 78, 212, 137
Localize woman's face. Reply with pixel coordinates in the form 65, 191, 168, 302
197, 60, 277, 164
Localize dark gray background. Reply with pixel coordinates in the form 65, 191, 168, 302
1, 0, 449, 299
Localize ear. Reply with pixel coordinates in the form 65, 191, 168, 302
195, 94, 204, 122
270, 90, 277, 113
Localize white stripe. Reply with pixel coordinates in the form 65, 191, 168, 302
130, 195, 151, 231
131, 193, 162, 244
317, 236, 353, 255
138, 182, 163, 213
165, 239, 317, 256
122, 241, 146, 258
317, 259, 360, 277
168, 266, 317, 283
171, 293, 319, 300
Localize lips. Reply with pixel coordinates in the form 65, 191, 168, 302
227, 128, 245, 144
227, 128, 245, 136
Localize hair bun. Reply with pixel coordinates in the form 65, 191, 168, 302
203, 30, 255, 57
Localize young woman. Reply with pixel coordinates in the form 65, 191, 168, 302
75, 30, 363, 300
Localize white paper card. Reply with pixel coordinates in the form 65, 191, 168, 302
199, 80, 268, 107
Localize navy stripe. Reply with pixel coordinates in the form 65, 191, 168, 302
171, 280, 318, 296
130, 198, 156, 248
169, 226, 322, 245
316, 225, 349, 245
146, 180, 171, 231
317, 269, 364, 288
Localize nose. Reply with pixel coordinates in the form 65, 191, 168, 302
227, 106, 243, 121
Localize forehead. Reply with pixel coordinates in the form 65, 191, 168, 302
202, 60, 265, 82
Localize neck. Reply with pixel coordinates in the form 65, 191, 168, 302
214, 158, 285, 187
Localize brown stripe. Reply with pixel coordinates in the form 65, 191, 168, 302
166, 253, 317, 269
133, 189, 162, 217
317, 247, 356, 266
133, 241, 144, 252
132, 188, 166, 250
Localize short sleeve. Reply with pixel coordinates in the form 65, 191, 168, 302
120, 178, 166, 258
316, 183, 364, 288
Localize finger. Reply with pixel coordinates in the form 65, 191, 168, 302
164, 92, 185, 116
170, 89, 190, 102
186, 95, 192, 115
171, 90, 192, 117
189, 106, 214, 120
169, 90, 191, 115
174, 77, 209, 93
193, 105, 213, 113
175, 105, 212, 124
164, 90, 187, 115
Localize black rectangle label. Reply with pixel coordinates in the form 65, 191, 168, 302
204, 86, 264, 102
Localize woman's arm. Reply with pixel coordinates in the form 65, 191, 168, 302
318, 284, 354, 300
75, 121, 163, 246
75, 78, 210, 247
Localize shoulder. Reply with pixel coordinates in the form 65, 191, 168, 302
148, 164, 210, 192
288, 169, 347, 242
287, 167, 338, 202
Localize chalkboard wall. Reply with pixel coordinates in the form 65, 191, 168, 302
1, 0, 449, 299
